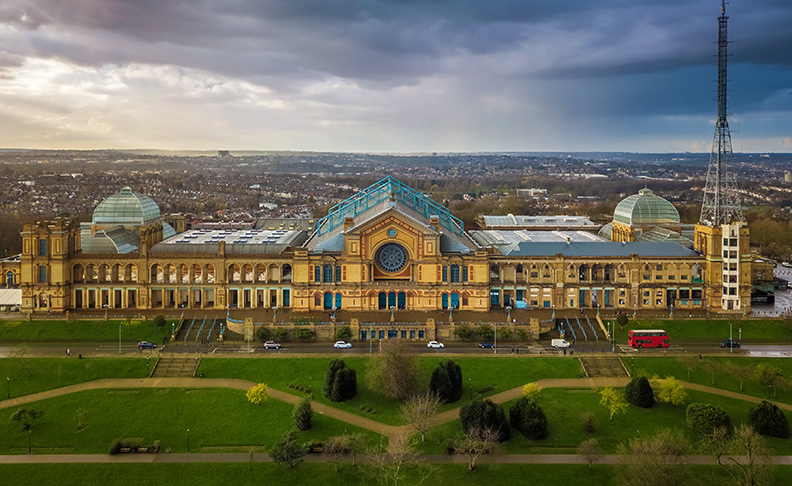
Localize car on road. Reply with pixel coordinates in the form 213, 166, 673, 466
782, 262, 792, 268
263, 341, 282, 349
720, 338, 741, 348
479, 342, 495, 349
427, 341, 445, 349
333, 341, 352, 349
137, 341, 157, 349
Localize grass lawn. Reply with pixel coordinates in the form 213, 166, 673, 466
608, 317, 792, 344
420, 388, 792, 455
0, 358, 148, 398
632, 356, 792, 405
197, 357, 583, 425
0, 319, 175, 343
0, 463, 789, 486
0, 388, 381, 454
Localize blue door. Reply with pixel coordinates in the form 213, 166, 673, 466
450, 292, 460, 308
441, 293, 449, 310
579, 289, 586, 307
604, 290, 611, 307
6, 272, 13, 287
397, 292, 406, 309
335, 293, 342, 309
503, 293, 511, 308
388, 292, 396, 308
378, 292, 387, 309
490, 289, 500, 307
324, 292, 333, 309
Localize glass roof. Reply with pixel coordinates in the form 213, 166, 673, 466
613, 188, 680, 226
92, 187, 161, 225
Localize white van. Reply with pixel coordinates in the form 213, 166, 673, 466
551, 339, 571, 348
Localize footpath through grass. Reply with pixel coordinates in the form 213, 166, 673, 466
633, 356, 792, 405
0, 388, 381, 455
609, 317, 792, 344
0, 319, 174, 343
422, 387, 792, 455
0, 358, 148, 398
197, 356, 583, 425
1, 462, 789, 486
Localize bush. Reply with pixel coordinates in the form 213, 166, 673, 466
255, 326, 271, 342
246, 383, 269, 404
581, 412, 598, 433
429, 360, 463, 403
293, 396, 313, 431
748, 400, 790, 438
497, 327, 512, 341
153, 315, 167, 328
459, 399, 510, 442
624, 376, 654, 408
454, 325, 474, 341
270, 429, 306, 469
333, 326, 352, 340
686, 402, 731, 437
108, 437, 145, 455
295, 329, 315, 341
615, 313, 628, 331
509, 397, 548, 440
476, 325, 494, 341
272, 328, 288, 341
517, 329, 529, 341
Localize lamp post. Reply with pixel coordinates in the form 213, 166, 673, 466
146, 356, 150, 376
493, 320, 498, 354
369, 322, 373, 354
273, 306, 278, 323
468, 378, 472, 400
187, 428, 190, 453
6, 377, 9, 400
630, 357, 635, 377
332, 306, 337, 321
729, 323, 733, 354
390, 305, 395, 322
506, 305, 512, 323
309, 376, 312, 396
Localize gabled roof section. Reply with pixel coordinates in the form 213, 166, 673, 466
315, 177, 464, 237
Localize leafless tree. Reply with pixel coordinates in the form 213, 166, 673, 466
367, 340, 423, 401
616, 428, 689, 486
453, 425, 502, 471
324, 435, 351, 473
364, 435, 432, 486
677, 355, 699, 380
10, 344, 32, 378
578, 438, 604, 470
725, 363, 753, 392
399, 393, 442, 443
710, 424, 774, 486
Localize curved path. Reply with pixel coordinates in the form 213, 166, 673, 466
2, 376, 789, 443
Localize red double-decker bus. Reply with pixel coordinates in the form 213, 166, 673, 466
628, 329, 669, 348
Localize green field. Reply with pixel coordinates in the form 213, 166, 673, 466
0, 319, 176, 343
0, 358, 148, 398
0, 388, 381, 454
420, 387, 792, 455
0, 462, 788, 486
632, 356, 792, 404
197, 356, 583, 425
609, 318, 792, 344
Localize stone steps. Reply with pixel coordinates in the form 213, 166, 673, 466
579, 357, 628, 378
151, 357, 200, 378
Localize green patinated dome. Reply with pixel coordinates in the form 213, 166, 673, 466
92, 187, 161, 225
613, 188, 679, 226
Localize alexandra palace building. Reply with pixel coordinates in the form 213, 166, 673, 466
3, 177, 751, 316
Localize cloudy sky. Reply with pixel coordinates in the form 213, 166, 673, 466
0, 0, 790, 153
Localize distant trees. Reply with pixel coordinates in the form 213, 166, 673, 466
429, 360, 463, 403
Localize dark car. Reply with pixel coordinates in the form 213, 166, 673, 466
137, 341, 157, 349
479, 342, 495, 349
720, 338, 741, 349
263, 341, 283, 349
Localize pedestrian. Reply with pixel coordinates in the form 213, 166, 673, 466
66, 349, 70, 357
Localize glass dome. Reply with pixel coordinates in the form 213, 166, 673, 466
92, 187, 161, 225
613, 188, 680, 226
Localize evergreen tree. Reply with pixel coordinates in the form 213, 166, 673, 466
748, 400, 790, 438
330, 367, 357, 402
429, 360, 463, 403
293, 396, 313, 431
459, 399, 510, 442
625, 376, 654, 408
509, 397, 548, 440
323, 359, 347, 399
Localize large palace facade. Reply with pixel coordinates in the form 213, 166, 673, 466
3, 177, 752, 315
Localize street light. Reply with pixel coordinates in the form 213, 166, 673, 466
506, 305, 512, 323
494, 320, 498, 354
273, 306, 278, 323
187, 428, 190, 453
630, 357, 634, 377
6, 377, 9, 400
390, 305, 395, 322
469, 378, 472, 400
332, 306, 337, 321
146, 356, 150, 376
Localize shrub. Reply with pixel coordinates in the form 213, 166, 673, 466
293, 396, 313, 431
153, 315, 167, 328
615, 313, 629, 331
270, 429, 306, 469
476, 325, 494, 341
581, 412, 598, 433
522, 383, 541, 401
295, 329, 315, 341
509, 397, 548, 440
517, 329, 529, 341
748, 400, 790, 438
686, 402, 731, 437
459, 399, 510, 442
254, 326, 271, 342
497, 327, 512, 341
108, 437, 146, 455
272, 328, 288, 341
333, 326, 352, 341
429, 360, 463, 403
624, 376, 654, 408
454, 325, 474, 341
324, 359, 347, 398
246, 383, 269, 404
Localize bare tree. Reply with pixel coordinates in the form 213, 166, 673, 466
725, 363, 753, 392
578, 438, 604, 470
453, 425, 502, 471
10, 344, 33, 378
677, 355, 699, 380
701, 360, 719, 386
617, 428, 689, 486
324, 435, 351, 473
710, 424, 774, 486
367, 340, 423, 401
364, 435, 432, 486
399, 393, 441, 443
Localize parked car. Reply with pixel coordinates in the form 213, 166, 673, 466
720, 338, 741, 348
263, 341, 282, 349
427, 341, 445, 349
782, 262, 792, 268
137, 341, 157, 349
551, 339, 571, 349
479, 342, 495, 349
333, 341, 352, 349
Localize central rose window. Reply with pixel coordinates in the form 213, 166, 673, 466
375, 243, 409, 273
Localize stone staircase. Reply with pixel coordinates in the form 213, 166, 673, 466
578, 357, 628, 378
151, 357, 200, 378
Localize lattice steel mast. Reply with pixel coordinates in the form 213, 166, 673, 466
700, 0, 743, 226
